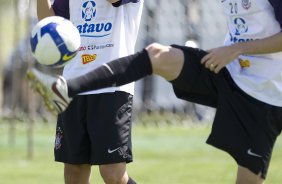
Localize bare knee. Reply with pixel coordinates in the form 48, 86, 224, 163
236, 166, 264, 184
99, 163, 128, 184
64, 164, 91, 184
146, 43, 184, 81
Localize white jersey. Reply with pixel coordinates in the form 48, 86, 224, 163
64, 0, 143, 95
220, 0, 282, 106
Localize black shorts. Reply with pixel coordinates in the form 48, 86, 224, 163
54, 91, 133, 165
170, 45, 282, 179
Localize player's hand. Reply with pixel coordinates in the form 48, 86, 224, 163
201, 45, 241, 74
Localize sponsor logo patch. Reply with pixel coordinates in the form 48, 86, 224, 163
234, 17, 248, 36
79, 43, 114, 51
81, 54, 97, 64
77, 0, 113, 38
239, 58, 250, 68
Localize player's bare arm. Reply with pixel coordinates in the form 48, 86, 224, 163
201, 32, 282, 74
37, 0, 55, 20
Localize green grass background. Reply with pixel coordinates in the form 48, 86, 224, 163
0, 121, 282, 184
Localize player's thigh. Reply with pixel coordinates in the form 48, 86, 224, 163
99, 162, 127, 180
236, 166, 264, 184
64, 163, 91, 182
146, 43, 184, 81
168, 45, 217, 107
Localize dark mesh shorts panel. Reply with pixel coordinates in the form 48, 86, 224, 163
54, 91, 133, 165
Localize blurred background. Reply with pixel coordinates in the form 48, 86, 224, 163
0, 0, 228, 123
0, 0, 281, 184
133, 0, 226, 124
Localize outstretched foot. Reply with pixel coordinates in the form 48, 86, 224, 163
26, 68, 72, 115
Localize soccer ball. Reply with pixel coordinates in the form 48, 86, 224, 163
30, 16, 80, 68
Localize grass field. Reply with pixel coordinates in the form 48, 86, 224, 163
0, 120, 282, 184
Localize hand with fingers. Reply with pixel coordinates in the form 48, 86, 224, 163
201, 45, 242, 74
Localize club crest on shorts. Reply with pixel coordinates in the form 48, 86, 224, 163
55, 127, 63, 150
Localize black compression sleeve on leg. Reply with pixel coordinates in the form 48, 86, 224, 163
67, 49, 152, 97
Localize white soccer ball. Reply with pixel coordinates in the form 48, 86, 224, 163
30, 16, 80, 68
